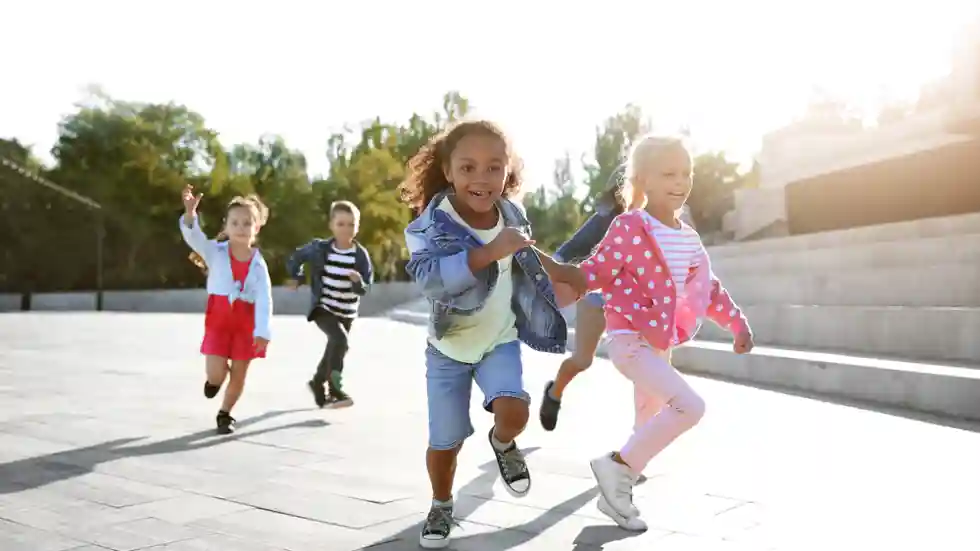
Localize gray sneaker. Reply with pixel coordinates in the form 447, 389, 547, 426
419, 504, 456, 549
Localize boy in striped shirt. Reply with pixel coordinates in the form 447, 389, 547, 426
286, 201, 374, 408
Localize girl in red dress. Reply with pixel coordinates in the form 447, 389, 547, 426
181, 185, 273, 434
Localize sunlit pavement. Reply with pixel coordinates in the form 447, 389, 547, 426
1, 312, 979, 550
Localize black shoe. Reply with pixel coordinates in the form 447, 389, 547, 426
488, 428, 531, 497
216, 411, 236, 435
203, 381, 221, 399
324, 389, 353, 409
539, 380, 562, 431
418, 503, 456, 549
307, 380, 327, 408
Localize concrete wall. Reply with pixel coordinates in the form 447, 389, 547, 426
0, 282, 418, 318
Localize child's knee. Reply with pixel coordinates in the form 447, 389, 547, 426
490, 396, 530, 430
675, 391, 705, 426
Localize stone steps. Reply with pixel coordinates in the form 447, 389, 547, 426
670, 341, 980, 421
719, 262, 980, 307
712, 233, 980, 276
695, 305, 979, 364
709, 211, 980, 258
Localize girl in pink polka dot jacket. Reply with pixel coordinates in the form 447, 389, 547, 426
558, 134, 755, 532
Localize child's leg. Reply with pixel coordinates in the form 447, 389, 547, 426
326, 317, 353, 402
540, 293, 605, 431
476, 340, 532, 497
555, 294, 606, 395
421, 345, 474, 548
592, 334, 704, 517
425, 346, 474, 501
204, 355, 229, 399
221, 359, 251, 413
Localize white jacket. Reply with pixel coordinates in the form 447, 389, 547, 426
178, 214, 273, 340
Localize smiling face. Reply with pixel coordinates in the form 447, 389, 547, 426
443, 132, 510, 216
224, 204, 260, 246
636, 143, 693, 213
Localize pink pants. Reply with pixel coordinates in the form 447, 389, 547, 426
606, 333, 706, 476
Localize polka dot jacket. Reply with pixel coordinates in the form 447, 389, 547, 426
579, 210, 749, 350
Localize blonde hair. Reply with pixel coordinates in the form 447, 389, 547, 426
189, 194, 269, 274
624, 133, 691, 210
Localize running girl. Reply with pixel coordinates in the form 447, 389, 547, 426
181, 186, 273, 435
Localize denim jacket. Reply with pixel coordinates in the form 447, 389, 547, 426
404, 190, 567, 354
285, 238, 373, 321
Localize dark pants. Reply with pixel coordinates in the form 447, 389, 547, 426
312, 309, 354, 393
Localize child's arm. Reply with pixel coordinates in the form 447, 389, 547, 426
253, 255, 274, 344
576, 214, 632, 291
405, 230, 487, 303
692, 251, 750, 336
178, 213, 218, 265
285, 240, 319, 284
351, 246, 374, 296
554, 209, 617, 263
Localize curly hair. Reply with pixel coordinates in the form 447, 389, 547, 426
189, 194, 269, 274
398, 119, 523, 213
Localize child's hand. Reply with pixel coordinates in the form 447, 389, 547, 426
488, 228, 535, 260
182, 184, 202, 214
348, 270, 362, 284
254, 337, 269, 354
733, 329, 754, 354
553, 282, 583, 309
553, 264, 588, 296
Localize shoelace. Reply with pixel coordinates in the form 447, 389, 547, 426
424, 507, 458, 534
499, 447, 527, 482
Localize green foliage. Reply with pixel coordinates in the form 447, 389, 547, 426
2, 92, 753, 294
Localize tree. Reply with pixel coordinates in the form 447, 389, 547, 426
687, 152, 743, 234
580, 104, 651, 213
524, 153, 586, 253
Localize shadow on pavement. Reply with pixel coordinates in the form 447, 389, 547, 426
0, 408, 321, 494
362, 446, 642, 550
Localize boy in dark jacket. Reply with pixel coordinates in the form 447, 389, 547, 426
286, 201, 373, 408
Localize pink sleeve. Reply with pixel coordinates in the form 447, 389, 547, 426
706, 273, 749, 335
579, 214, 631, 291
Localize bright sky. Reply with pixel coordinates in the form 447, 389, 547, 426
2, 0, 976, 190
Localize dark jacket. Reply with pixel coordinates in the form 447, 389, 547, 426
286, 237, 373, 321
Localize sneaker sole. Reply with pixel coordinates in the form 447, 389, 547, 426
418, 533, 451, 549
326, 399, 353, 409
597, 497, 647, 532
589, 459, 637, 519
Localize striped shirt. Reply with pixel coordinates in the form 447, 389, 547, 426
640, 210, 703, 297
319, 244, 361, 318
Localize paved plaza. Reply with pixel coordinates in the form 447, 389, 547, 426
1, 312, 980, 550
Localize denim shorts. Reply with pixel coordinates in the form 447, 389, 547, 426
425, 339, 530, 450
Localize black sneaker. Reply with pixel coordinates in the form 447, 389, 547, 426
488, 428, 531, 497
418, 503, 456, 549
307, 380, 327, 408
216, 411, 236, 435
325, 389, 353, 409
539, 380, 562, 431
203, 381, 221, 399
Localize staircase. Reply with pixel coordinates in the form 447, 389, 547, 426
674, 212, 980, 421
389, 212, 980, 421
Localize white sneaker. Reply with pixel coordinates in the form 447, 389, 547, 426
597, 496, 648, 532
590, 453, 640, 518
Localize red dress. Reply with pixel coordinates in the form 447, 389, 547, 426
200, 249, 267, 361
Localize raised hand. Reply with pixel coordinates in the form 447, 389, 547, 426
182, 184, 203, 214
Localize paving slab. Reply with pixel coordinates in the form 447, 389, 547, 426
1, 312, 979, 550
